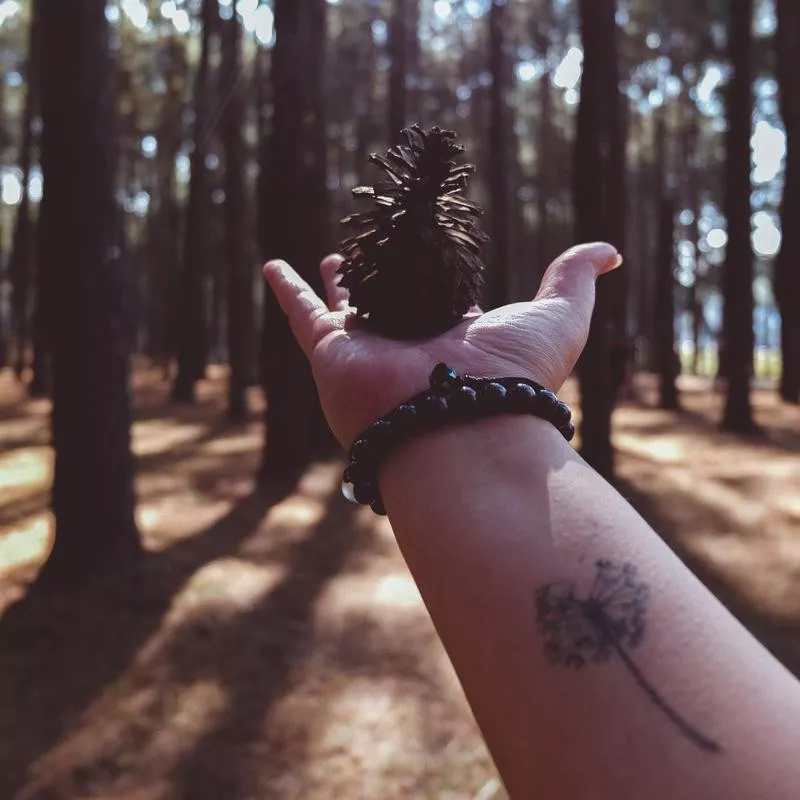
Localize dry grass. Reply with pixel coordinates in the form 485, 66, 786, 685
0, 367, 798, 799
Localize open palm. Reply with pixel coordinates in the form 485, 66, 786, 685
264, 242, 621, 447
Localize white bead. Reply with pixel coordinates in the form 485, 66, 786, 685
341, 480, 357, 504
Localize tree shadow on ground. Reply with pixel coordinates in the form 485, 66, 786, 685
0, 483, 288, 798
165, 496, 366, 800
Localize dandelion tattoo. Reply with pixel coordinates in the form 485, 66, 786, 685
535, 560, 721, 753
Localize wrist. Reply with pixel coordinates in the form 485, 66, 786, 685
379, 414, 569, 514
340, 364, 574, 514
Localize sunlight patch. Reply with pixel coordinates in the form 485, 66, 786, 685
0, 517, 50, 574
132, 421, 207, 457
179, 558, 287, 611
0, 448, 51, 496
373, 573, 423, 609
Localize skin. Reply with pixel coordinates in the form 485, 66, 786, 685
263, 244, 800, 800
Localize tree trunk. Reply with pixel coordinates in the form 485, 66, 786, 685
260, 0, 330, 486
721, 0, 757, 432
407, 0, 421, 124
28, 280, 50, 397
776, 0, 800, 403
146, 38, 183, 368
537, 71, 553, 283
172, 0, 215, 402
487, 0, 511, 307
388, 0, 408, 141
222, 0, 252, 421
654, 117, 679, 410
533, 0, 554, 287
653, 154, 679, 411
683, 109, 704, 375
36, 0, 140, 585
9, 0, 40, 381
574, 0, 623, 480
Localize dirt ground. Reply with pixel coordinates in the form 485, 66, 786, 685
0, 366, 798, 800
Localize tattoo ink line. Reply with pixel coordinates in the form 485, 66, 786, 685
535, 560, 721, 753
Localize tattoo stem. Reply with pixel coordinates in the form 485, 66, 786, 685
610, 637, 721, 753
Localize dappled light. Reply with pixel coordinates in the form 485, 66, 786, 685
2, 368, 800, 796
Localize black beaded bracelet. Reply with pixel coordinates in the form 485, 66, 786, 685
341, 363, 575, 516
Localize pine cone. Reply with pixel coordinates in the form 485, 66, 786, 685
338, 125, 488, 339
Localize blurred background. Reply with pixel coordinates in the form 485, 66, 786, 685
0, 0, 798, 797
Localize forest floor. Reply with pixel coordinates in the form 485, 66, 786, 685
0, 365, 799, 800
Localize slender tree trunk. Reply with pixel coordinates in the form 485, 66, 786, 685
534, 0, 554, 284
682, 108, 704, 375
407, 0, 421, 124
28, 286, 49, 396
537, 72, 553, 282
307, 0, 331, 259
721, 0, 757, 432
146, 38, 183, 368
173, 0, 215, 402
222, 0, 251, 420
655, 131, 680, 411
776, 0, 800, 403
260, 0, 329, 485
388, 0, 408, 141
653, 117, 679, 410
37, 0, 140, 585
487, 0, 511, 307
9, 0, 40, 380
574, 0, 622, 479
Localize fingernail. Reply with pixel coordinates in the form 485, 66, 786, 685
610, 253, 624, 270
263, 261, 283, 279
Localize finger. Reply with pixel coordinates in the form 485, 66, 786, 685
263, 260, 334, 358
534, 242, 622, 305
529, 242, 623, 381
320, 254, 350, 311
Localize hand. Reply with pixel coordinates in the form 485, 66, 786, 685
263, 242, 622, 447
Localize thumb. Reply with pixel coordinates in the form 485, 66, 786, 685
530, 242, 623, 382
535, 242, 622, 306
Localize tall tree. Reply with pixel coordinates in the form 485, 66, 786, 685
653, 118, 680, 410
9, 0, 40, 380
487, 0, 511, 307
775, 0, 800, 403
221, 0, 252, 420
721, 0, 757, 432
36, 0, 140, 584
145, 36, 184, 368
172, 0, 215, 402
260, 0, 330, 484
574, 0, 624, 479
534, 0, 555, 281
388, 0, 408, 140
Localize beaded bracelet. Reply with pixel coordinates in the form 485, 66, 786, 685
341, 363, 575, 515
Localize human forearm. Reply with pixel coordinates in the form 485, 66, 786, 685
380, 416, 800, 800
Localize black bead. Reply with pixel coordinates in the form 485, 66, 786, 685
562, 421, 576, 442
430, 363, 459, 395
366, 419, 394, 445
551, 400, 573, 427
508, 382, 537, 411
354, 481, 378, 505
453, 384, 478, 413
537, 388, 559, 408
478, 381, 508, 411
343, 460, 371, 485
349, 438, 377, 464
419, 394, 449, 425
391, 403, 419, 433
371, 498, 387, 516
